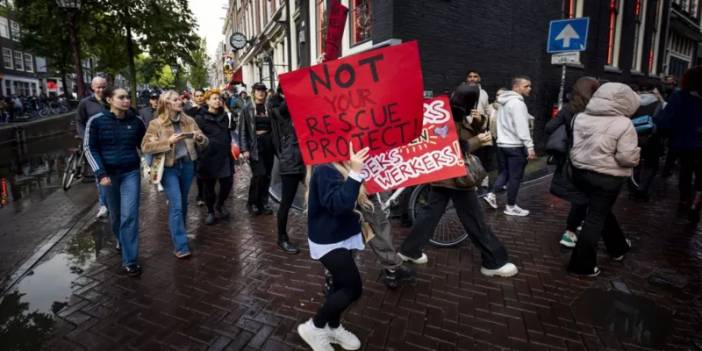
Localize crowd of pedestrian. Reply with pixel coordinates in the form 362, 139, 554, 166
77, 64, 701, 350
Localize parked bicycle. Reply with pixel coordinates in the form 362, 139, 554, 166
61, 137, 88, 191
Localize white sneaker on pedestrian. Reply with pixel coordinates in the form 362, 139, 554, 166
297, 319, 333, 351
559, 231, 578, 248
480, 263, 518, 277
612, 239, 632, 261
96, 206, 108, 219
398, 252, 428, 264
482, 193, 498, 209
329, 324, 361, 350
504, 205, 529, 217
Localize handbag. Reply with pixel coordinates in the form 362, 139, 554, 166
545, 124, 568, 155
548, 113, 588, 204
632, 115, 655, 135
149, 153, 165, 185
454, 154, 487, 188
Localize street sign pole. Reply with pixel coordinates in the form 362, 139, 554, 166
558, 64, 566, 110
547, 17, 589, 112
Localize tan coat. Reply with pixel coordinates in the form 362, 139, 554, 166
570, 83, 640, 177
141, 113, 209, 167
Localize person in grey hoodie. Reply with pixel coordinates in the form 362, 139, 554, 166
484, 76, 536, 216
568, 82, 640, 277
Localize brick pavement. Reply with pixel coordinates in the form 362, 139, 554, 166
0, 181, 96, 289
41, 170, 701, 350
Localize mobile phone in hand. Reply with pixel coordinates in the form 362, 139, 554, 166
180, 132, 195, 138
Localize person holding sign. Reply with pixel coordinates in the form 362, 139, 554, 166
297, 143, 370, 351
238, 83, 276, 215
399, 83, 518, 278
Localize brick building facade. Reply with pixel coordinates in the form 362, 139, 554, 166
223, 0, 699, 148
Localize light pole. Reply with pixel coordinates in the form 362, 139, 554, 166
55, 0, 85, 99
171, 64, 180, 91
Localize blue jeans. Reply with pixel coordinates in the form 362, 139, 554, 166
161, 159, 194, 254
101, 169, 141, 266
95, 176, 107, 207
492, 147, 528, 206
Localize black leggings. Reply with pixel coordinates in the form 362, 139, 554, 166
203, 176, 234, 213
248, 133, 275, 207
313, 249, 362, 329
277, 174, 304, 241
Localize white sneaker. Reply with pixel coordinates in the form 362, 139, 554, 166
480, 263, 518, 277
559, 231, 578, 248
504, 205, 529, 217
297, 319, 333, 351
483, 193, 498, 209
96, 206, 108, 218
612, 239, 632, 261
329, 324, 361, 350
398, 252, 428, 264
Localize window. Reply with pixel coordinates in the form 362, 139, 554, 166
606, 0, 624, 67
632, 0, 647, 71
350, 0, 372, 45
2, 47, 12, 69
9, 20, 19, 41
0, 17, 8, 38
13, 50, 23, 71
316, 0, 326, 58
23, 53, 33, 73
564, 0, 585, 18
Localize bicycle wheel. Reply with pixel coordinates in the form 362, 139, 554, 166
62, 153, 78, 191
408, 184, 469, 247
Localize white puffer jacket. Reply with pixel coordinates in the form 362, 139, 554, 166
570, 83, 641, 177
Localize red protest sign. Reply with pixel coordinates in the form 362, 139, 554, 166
361, 96, 467, 194
279, 41, 424, 165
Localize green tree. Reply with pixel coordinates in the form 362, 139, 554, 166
187, 38, 210, 89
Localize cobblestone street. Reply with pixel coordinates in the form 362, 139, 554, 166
14, 169, 695, 351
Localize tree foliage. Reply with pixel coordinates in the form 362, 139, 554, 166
15, 0, 202, 100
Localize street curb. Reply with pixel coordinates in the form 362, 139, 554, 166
1, 200, 98, 295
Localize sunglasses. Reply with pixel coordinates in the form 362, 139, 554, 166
115, 95, 131, 100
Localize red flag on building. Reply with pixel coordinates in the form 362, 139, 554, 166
324, 0, 348, 62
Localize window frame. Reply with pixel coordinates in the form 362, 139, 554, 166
9, 19, 19, 41
632, 0, 648, 72
23, 53, 33, 73
349, 0, 372, 46
2, 47, 13, 69
13, 50, 23, 71
0, 16, 9, 39
605, 0, 624, 68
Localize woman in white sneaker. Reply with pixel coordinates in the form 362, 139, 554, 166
398, 83, 518, 278
297, 143, 370, 351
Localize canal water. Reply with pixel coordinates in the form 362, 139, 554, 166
0, 131, 77, 210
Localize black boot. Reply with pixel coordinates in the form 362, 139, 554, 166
215, 206, 230, 219
383, 264, 417, 289
278, 234, 300, 254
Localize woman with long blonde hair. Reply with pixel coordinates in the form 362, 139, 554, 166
142, 90, 208, 259
297, 142, 370, 351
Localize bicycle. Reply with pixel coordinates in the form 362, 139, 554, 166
378, 185, 469, 247
62, 137, 88, 191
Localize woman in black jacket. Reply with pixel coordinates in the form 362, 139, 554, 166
195, 89, 235, 225
545, 77, 599, 249
269, 90, 303, 254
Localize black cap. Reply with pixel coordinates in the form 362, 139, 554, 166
149, 92, 159, 99
252, 82, 267, 91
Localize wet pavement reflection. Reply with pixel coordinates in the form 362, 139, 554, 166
0, 219, 106, 349
571, 288, 674, 349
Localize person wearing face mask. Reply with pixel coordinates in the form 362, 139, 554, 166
238, 82, 276, 215
142, 90, 209, 259
398, 83, 518, 278
84, 87, 146, 277
195, 89, 235, 225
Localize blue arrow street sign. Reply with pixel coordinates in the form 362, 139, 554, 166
547, 17, 589, 53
